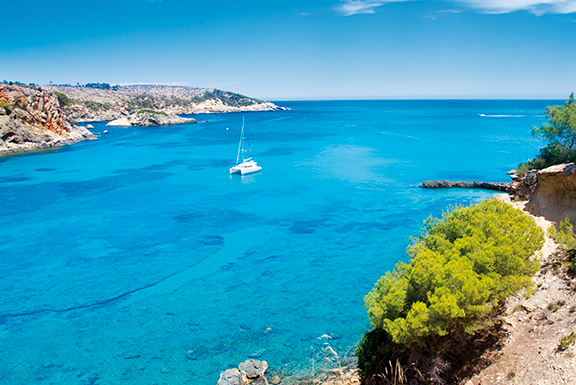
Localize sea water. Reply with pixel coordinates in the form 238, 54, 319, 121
0, 100, 554, 384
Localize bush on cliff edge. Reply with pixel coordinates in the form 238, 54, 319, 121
518, 93, 576, 175
357, 198, 544, 380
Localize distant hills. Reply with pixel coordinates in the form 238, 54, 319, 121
41, 84, 285, 123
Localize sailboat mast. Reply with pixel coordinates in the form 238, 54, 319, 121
235, 117, 245, 165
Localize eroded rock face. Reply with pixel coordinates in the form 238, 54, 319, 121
106, 111, 198, 127
0, 84, 96, 153
525, 163, 576, 223
508, 169, 539, 201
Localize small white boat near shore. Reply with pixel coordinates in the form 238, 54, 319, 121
230, 117, 262, 175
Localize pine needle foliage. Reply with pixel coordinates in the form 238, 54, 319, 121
517, 94, 576, 175
361, 199, 544, 360
549, 216, 576, 274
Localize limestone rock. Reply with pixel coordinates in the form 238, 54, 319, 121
238, 359, 268, 378
525, 163, 576, 223
217, 368, 249, 385
507, 169, 520, 181
419, 180, 510, 191
0, 84, 96, 153
106, 111, 198, 127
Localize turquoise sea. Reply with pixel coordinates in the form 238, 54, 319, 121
0, 100, 555, 384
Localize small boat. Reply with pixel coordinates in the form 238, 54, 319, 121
230, 117, 262, 175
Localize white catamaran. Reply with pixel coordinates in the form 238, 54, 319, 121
229, 117, 262, 175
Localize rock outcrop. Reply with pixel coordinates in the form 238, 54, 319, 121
106, 111, 198, 127
508, 169, 539, 201
217, 360, 268, 385
420, 180, 511, 191
217, 368, 249, 385
520, 163, 576, 223
0, 84, 96, 153
238, 359, 268, 379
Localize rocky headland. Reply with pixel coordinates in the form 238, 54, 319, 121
42, 84, 287, 123
106, 110, 198, 127
0, 84, 96, 153
419, 180, 511, 191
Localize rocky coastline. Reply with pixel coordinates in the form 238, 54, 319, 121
106, 111, 198, 127
0, 84, 96, 153
419, 180, 511, 191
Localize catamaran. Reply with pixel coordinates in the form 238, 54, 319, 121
230, 117, 262, 175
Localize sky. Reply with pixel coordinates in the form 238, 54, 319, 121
1, 0, 575, 100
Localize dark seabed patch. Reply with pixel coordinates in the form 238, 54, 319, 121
0, 176, 32, 183
258, 147, 303, 157
0, 182, 66, 216
289, 219, 326, 234
114, 160, 185, 174
60, 171, 174, 198
173, 212, 205, 223
35, 168, 56, 172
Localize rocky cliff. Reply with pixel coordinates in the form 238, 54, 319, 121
42, 85, 286, 123
0, 84, 96, 153
509, 163, 576, 223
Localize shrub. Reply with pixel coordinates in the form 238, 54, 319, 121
549, 216, 576, 274
137, 109, 167, 116
0, 101, 12, 114
54, 92, 74, 107
559, 332, 576, 351
358, 199, 544, 375
517, 94, 576, 174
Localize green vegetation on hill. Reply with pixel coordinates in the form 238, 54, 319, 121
127, 96, 157, 111
518, 94, 576, 176
137, 109, 167, 116
357, 199, 544, 380
549, 217, 576, 274
84, 83, 119, 91
54, 91, 74, 107
207, 89, 261, 107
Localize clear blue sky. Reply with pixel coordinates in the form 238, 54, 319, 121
2, 0, 575, 100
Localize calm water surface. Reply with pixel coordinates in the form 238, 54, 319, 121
0, 100, 554, 384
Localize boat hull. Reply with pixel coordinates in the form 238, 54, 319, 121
230, 159, 262, 175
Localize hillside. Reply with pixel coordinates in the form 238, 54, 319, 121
42, 84, 285, 123
0, 84, 95, 153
